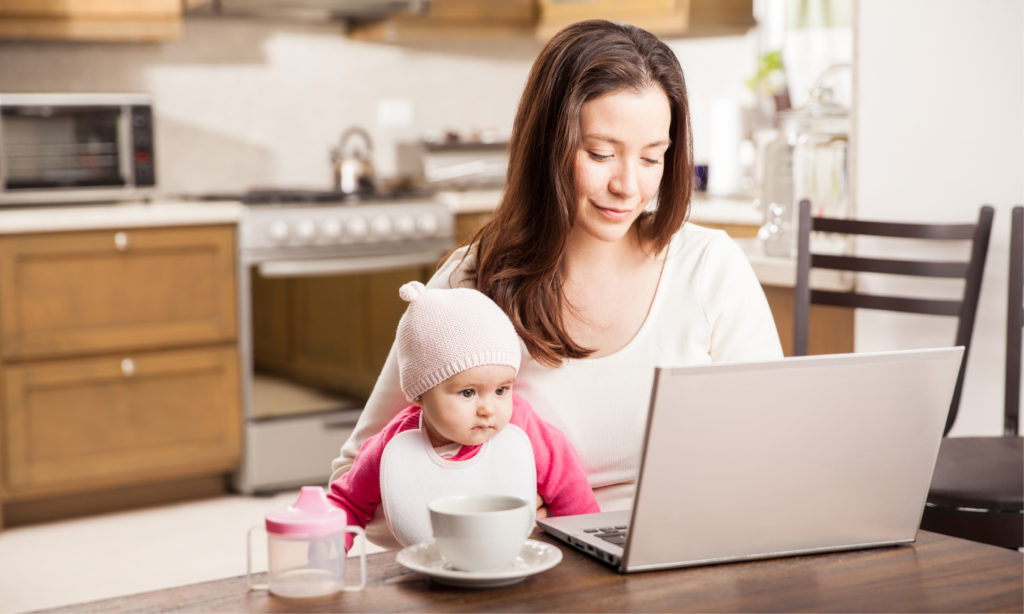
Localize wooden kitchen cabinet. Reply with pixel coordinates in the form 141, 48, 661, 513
696, 221, 760, 238
0, 225, 237, 360
0, 0, 185, 42
349, 0, 754, 42
3, 346, 240, 495
0, 224, 242, 529
763, 285, 854, 357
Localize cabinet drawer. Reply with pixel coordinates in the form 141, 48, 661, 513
0, 225, 237, 360
2, 346, 242, 495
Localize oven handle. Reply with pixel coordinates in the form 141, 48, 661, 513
257, 250, 445, 278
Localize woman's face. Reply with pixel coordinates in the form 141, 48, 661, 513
572, 86, 672, 246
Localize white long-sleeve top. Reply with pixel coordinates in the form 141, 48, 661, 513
330, 223, 784, 511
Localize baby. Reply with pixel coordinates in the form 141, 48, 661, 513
328, 281, 599, 549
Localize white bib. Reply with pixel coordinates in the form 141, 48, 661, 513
379, 416, 537, 547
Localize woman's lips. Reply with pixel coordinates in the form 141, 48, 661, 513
592, 201, 634, 222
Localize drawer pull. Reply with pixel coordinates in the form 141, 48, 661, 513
120, 358, 136, 377
114, 232, 131, 251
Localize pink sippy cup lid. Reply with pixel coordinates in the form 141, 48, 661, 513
265, 486, 349, 536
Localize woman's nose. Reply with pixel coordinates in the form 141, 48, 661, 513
609, 160, 640, 198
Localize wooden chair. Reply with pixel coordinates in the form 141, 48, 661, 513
793, 200, 994, 437
920, 206, 1023, 549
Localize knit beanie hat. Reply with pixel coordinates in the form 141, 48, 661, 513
396, 281, 521, 402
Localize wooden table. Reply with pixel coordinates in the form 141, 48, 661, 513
39, 531, 1023, 613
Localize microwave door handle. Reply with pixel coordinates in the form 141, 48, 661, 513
118, 109, 133, 181
257, 250, 444, 278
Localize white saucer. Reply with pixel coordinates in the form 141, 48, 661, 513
395, 539, 562, 588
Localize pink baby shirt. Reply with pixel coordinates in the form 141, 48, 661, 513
327, 392, 600, 549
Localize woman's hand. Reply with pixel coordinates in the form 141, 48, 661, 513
536, 494, 549, 519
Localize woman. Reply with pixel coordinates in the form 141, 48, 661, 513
332, 20, 782, 515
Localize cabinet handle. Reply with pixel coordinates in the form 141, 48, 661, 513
121, 358, 136, 377
114, 231, 130, 251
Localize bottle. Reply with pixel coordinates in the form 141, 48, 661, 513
759, 116, 799, 257
758, 85, 850, 258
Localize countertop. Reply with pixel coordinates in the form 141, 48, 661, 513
0, 199, 244, 234
0, 196, 837, 290
438, 189, 834, 289
735, 238, 853, 290
435, 188, 504, 214
438, 189, 765, 228
689, 195, 763, 226
0, 192, 759, 233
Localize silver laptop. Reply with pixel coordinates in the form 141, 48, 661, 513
537, 347, 964, 573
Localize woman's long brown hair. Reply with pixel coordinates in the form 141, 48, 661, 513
459, 19, 693, 367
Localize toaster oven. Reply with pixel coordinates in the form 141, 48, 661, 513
0, 93, 156, 206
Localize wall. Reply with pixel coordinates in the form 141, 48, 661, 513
855, 0, 1024, 435
0, 16, 756, 196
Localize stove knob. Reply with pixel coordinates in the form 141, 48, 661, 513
394, 214, 416, 237
296, 219, 316, 243
346, 216, 368, 239
416, 213, 439, 236
321, 218, 342, 241
268, 220, 289, 243
371, 215, 393, 238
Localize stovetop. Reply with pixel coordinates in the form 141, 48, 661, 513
233, 187, 455, 254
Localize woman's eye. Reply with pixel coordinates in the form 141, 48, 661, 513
642, 157, 663, 165
588, 152, 612, 161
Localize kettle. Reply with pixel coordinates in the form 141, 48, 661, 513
331, 127, 376, 196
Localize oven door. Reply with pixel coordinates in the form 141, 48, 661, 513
233, 247, 446, 493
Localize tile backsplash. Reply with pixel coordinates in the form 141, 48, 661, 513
0, 16, 755, 196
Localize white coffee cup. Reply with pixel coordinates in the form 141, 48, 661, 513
428, 494, 535, 572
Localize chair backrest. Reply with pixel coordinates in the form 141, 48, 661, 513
793, 200, 994, 435
1005, 206, 1022, 435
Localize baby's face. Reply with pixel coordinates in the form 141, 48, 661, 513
418, 365, 516, 448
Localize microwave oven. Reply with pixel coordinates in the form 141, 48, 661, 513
0, 93, 156, 206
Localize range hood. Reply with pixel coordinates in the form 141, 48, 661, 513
199, 0, 429, 22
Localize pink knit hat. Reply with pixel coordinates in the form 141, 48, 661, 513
396, 281, 521, 402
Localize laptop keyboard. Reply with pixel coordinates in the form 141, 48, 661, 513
584, 525, 629, 547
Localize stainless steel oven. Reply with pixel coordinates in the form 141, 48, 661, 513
0, 93, 156, 206
232, 190, 454, 493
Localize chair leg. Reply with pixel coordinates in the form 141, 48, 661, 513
921, 505, 1024, 550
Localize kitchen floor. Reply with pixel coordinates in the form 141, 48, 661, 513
0, 490, 384, 613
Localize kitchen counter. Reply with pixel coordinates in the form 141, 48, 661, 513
735, 237, 854, 291
435, 188, 844, 292
0, 197, 846, 293
437, 189, 765, 226
689, 195, 762, 227
435, 188, 504, 214
0, 200, 244, 234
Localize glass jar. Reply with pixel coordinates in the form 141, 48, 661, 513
759, 87, 850, 258
759, 118, 799, 257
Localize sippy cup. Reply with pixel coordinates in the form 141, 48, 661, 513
247, 486, 367, 598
